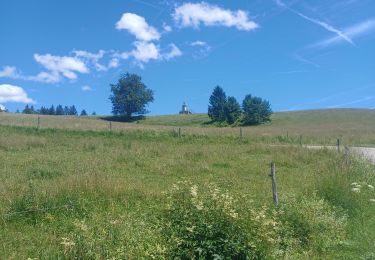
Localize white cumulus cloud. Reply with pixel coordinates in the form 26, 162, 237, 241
116, 13, 160, 42
173, 2, 258, 31
0, 66, 21, 79
34, 53, 89, 81
0, 84, 35, 104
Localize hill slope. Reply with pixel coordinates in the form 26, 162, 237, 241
1, 109, 375, 145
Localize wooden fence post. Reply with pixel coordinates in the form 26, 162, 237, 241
178, 127, 181, 138
240, 127, 243, 141
109, 121, 112, 131
344, 146, 350, 165
269, 162, 279, 206
337, 138, 340, 152
37, 116, 40, 129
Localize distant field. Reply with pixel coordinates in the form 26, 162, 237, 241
1, 108, 375, 146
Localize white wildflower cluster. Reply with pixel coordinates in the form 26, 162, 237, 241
351, 182, 374, 193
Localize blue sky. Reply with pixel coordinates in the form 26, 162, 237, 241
0, 0, 374, 115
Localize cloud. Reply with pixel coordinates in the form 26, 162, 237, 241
163, 23, 172, 32
0, 84, 35, 104
73, 50, 107, 71
164, 43, 182, 60
34, 53, 89, 81
190, 40, 211, 58
313, 19, 375, 48
81, 85, 93, 91
0, 66, 21, 79
0, 104, 5, 111
116, 13, 160, 41
328, 96, 375, 108
173, 2, 258, 31
276, 0, 354, 46
116, 41, 182, 66
108, 58, 120, 69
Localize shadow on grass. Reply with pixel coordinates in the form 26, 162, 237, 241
100, 115, 145, 123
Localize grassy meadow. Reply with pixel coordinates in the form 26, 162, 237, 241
0, 110, 374, 258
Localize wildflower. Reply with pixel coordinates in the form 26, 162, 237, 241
370, 199, 375, 203
190, 185, 198, 197
368, 185, 374, 190
351, 182, 358, 186
351, 187, 360, 193
61, 237, 75, 255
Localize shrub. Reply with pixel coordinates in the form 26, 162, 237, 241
279, 193, 347, 256
160, 181, 282, 259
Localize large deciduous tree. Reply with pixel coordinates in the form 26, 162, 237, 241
109, 73, 154, 119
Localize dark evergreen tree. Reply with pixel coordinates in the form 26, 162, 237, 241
80, 109, 88, 116
23, 105, 33, 114
69, 105, 78, 116
64, 106, 70, 115
225, 96, 241, 124
208, 86, 227, 122
242, 95, 272, 125
92, 111, 97, 116
48, 105, 55, 115
39, 106, 48, 115
109, 73, 154, 119
56, 105, 64, 115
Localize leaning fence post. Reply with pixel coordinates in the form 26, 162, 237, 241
337, 138, 340, 152
37, 116, 40, 129
269, 162, 279, 206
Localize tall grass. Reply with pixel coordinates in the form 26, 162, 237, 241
0, 124, 374, 258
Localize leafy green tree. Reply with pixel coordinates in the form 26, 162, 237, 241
80, 109, 88, 116
56, 105, 64, 115
242, 95, 272, 125
109, 73, 154, 119
208, 86, 227, 122
225, 96, 241, 124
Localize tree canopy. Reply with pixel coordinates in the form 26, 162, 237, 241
109, 73, 154, 119
208, 86, 227, 122
242, 95, 272, 125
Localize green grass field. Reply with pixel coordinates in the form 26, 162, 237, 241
0, 110, 374, 258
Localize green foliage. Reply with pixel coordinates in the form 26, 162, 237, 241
279, 194, 348, 256
109, 73, 154, 119
225, 96, 242, 124
161, 181, 255, 259
80, 109, 88, 116
242, 94, 272, 125
208, 86, 227, 122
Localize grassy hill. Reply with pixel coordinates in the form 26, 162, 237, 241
1, 108, 375, 146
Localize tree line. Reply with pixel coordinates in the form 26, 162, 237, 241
208, 86, 272, 126
21, 104, 95, 116
108, 73, 272, 126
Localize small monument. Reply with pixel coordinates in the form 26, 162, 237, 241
179, 102, 192, 114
